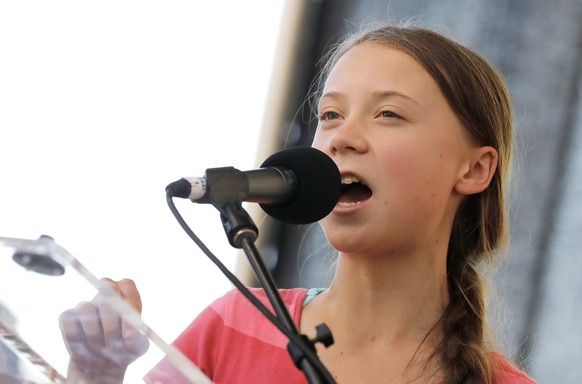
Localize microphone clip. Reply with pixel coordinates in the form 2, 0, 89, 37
190, 167, 258, 248
197, 166, 248, 207
220, 203, 258, 249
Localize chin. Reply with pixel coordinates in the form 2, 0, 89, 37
326, 235, 369, 254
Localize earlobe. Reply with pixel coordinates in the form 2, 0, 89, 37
455, 146, 498, 195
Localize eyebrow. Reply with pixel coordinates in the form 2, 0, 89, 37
320, 90, 420, 107
372, 90, 420, 106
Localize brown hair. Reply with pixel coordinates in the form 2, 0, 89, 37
315, 24, 513, 384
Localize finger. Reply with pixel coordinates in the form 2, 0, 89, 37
96, 278, 147, 358
99, 279, 140, 345
59, 310, 95, 375
117, 278, 142, 313
98, 278, 142, 313
95, 296, 124, 349
59, 307, 102, 372
112, 279, 148, 359
115, 278, 143, 344
76, 301, 107, 354
59, 308, 88, 354
121, 318, 150, 358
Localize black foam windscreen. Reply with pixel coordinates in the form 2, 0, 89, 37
259, 147, 341, 224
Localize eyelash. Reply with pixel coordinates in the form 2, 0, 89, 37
378, 110, 402, 119
318, 111, 341, 121
317, 109, 403, 121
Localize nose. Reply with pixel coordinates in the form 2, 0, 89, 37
328, 119, 368, 156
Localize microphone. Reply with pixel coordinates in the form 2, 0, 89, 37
166, 147, 341, 224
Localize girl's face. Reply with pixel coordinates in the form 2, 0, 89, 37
312, 42, 480, 256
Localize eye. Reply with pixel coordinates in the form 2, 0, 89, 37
379, 110, 402, 119
319, 110, 342, 121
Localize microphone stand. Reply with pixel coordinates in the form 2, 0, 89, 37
165, 166, 336, 383
214, 199, 335, 384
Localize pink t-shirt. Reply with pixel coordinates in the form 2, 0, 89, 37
146, 288, 536, 384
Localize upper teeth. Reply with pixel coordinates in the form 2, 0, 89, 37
342, 175, 362, 185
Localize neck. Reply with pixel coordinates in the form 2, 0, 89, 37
323, 244, 449, 344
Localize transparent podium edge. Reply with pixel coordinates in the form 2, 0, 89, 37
0, 236, 212, 384
0, 318, 64, 383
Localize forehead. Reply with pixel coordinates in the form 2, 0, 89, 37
323, 42, 441, 102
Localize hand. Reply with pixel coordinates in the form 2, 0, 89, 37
59, 278, 149, 384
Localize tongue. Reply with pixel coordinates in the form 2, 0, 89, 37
339, 184, 372, 203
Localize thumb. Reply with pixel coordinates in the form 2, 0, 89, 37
101, 277, 143, 314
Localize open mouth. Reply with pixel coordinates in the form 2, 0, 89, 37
338, 175, 373, 206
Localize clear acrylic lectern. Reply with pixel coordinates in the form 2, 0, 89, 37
0, 235, 212, 384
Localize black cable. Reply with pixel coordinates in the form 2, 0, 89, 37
165, 192, 336, 383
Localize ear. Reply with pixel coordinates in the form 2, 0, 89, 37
454, 146, 498, 195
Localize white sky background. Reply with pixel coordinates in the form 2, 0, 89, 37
0, 0, 285, 378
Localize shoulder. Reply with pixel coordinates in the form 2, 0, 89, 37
171, 288, 309, 371
188, 288, 310, 383
214, 287, 309, 306
206, 287, 309, 346
492, 353, 537, 384
210, 287, 309, 319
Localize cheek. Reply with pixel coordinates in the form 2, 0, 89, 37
377, 144, 455, 205
311, 130, 327, 152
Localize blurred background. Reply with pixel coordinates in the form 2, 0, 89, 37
2, 0, 581, 382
